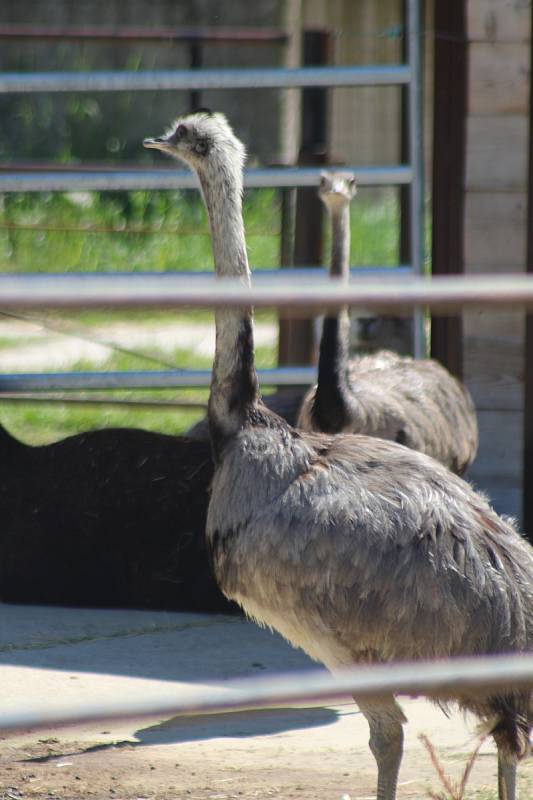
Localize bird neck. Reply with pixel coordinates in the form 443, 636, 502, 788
314, 202, 352, 432
330, 202, 350, 279
199, 169, 259, 461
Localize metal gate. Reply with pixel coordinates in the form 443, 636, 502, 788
0, 0, 424, 397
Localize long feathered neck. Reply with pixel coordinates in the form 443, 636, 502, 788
199, 163, 259, 462
313, 201, 352, 432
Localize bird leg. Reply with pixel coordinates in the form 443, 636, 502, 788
497, 749, 517, 800
354, 695, 406, 800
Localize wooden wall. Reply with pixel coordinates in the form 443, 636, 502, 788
462, 0, 531, 520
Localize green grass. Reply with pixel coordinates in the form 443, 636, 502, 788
0, 188, 283, 273
0, 186, 400, 442
0, 338, 278, 444
0, 187, 400, 273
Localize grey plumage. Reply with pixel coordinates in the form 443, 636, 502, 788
297, 172, 478, 476
299, 349, 479, 475
186, 388, 305, 441
144, 113, 532, 800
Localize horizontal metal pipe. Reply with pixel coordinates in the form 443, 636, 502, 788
0, 65, 411, 94
0, 23, 288, 44
0, 165, 412, 192
0, 393, 208, 409
0, 368, 316, 392
2, 653, 533, 735
0, 267, 413, 280
0, 273, 530, 312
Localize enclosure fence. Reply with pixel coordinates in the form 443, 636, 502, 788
0, 265, 531, 732
0, 0, 424, 398
2, 0, 533, 761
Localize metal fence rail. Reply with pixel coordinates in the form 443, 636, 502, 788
0, 165, 413, 193
0, 367, 315, 392
0, 272, 526, 393
2, 652, 533, 735
0, 65, 411, 94
0, 273, 530, 312
0, 0, 425, 384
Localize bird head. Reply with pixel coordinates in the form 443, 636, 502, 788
318, 171, 357, 212
143, 110, 246, 178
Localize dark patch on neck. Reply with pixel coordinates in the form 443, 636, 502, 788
227, 315, 258, 415
209, 315, 260, 463
313, 316, 351, 433
395, 428, 407, 446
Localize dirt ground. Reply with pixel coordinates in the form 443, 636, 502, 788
1, 606, 533, 800
3, 700, 533, 800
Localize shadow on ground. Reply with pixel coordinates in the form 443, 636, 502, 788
135, 706, 341, 745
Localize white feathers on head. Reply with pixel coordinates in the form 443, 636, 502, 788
154, 111, 247, 177
318, 171, 357, 208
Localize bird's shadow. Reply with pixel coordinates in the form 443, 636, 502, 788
135, 705, 341, 746
5, 606, 343, 758
21, 707, 341, 763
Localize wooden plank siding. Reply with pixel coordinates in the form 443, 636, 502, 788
468, 43, 530, 115
464, 192, 527, 267
467, 0, 531, 43
465, 116, 529, 191
461, 0, 530, 523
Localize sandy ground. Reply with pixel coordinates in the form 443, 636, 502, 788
1, 606, 532, 800
0, 319, 278, 371
0, 322, 530, 799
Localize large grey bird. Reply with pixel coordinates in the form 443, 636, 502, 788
296, 171, 478, 476
144, 111, 533, 800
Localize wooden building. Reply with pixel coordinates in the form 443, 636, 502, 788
432, 0, 531, 526
305, 0, 532, 525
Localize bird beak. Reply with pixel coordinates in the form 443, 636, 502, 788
143, 136, 171, 151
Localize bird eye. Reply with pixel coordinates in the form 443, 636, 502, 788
195, 139, 209, 156
176, 124, 187, 138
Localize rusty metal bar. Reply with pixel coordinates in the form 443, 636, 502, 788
0, 23, 288, 44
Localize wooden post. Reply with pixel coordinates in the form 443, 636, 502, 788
523, 7, 533, 540
278, 29, 332, 367
189, 41, 202, 111
400, 0, 411, 277
430, 0, 466, 379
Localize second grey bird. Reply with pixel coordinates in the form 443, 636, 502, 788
296, 171, 478, 475
144, 112, 532, 800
